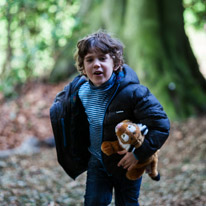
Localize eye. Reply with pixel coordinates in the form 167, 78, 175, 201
127, 125, 136, 133
121, 133, 129, 142
99, 56, 106, 61
122, 134, 126, 139
85, 58, 93, 63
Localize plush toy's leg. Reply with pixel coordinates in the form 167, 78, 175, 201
101, 141, 122, 156
126, 167, 145, 181
134, 157, 153, 169
151, 173, 160, 181
147, 152, 160, 181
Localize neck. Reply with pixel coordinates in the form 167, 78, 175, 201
89, 73, 116, 90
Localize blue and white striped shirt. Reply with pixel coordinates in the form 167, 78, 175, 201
78, 73, 116, 161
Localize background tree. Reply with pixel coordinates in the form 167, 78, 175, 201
0, 0, 79, 96
0, 0, 205, 119
183, 0, 206, 29
49, 0, 206, 119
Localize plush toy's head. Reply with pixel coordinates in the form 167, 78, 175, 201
115, 120, 144, 151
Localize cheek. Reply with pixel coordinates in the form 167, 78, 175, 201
106, 68, 114, 77
83, 66, 91, 76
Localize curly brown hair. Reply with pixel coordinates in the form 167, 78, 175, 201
74, 30, 124, 74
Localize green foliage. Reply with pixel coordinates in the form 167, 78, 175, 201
183, 0, 206, 29
0, 0, 80, 97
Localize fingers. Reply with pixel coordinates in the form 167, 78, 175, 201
117, 152, 138, 170
118, 156, 126, 167
117, 150, 127, 167
128, 164, 135, 171
117, 150, 127, 155
119, 159, 135, 169
123, 161, 132, 169
117, 152, 131, 168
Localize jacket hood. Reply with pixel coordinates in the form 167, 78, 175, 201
117, 64, 140, 89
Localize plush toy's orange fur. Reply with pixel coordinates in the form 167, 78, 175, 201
101, 120, 160, 181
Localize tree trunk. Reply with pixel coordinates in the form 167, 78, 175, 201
50, 0, 206, 119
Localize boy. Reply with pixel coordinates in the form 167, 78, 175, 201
50, 30, 170, 206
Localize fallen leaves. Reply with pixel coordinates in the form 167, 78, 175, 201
0, 81, 206, 205
0, 81, 67, 150
0, 149, 86, 206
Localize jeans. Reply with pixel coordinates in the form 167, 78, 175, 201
84, 156, 142, 206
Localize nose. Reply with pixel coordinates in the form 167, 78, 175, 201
93, 58, 100, 68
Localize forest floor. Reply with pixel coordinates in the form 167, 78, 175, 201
0, 81, 206, 206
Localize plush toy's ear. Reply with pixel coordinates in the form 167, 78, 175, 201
122, 119, 131, 123
115, 120, 131, 134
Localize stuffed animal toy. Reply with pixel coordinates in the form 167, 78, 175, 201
101, 120, 160, 181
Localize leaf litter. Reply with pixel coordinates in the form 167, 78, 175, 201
0, 81, 206, 206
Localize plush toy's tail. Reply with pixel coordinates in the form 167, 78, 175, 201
151, 173, 160, 181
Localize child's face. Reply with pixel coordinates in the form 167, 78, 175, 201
83, 50, 118, 87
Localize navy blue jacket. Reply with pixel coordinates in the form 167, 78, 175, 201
50, 64, 170, 179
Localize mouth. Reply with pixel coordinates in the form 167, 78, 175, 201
93, 71, 103, 75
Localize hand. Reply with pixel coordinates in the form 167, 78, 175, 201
117, 150, 138, 171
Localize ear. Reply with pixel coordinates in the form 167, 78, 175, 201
82, 69, 87, 76
113, 65, 120, 72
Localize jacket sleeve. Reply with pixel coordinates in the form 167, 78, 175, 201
132, 85, 170, 162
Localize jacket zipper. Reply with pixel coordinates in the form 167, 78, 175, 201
101, 83, 120, 174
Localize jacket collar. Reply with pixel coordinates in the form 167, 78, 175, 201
117, 64, 140, 89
